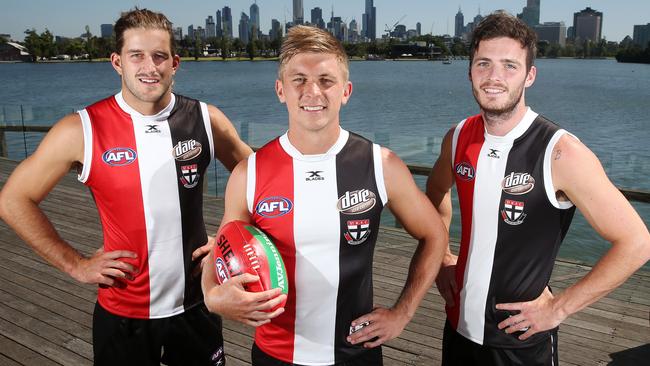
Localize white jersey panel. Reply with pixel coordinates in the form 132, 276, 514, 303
77, 109, 93, 183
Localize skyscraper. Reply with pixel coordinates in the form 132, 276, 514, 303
270, 19, 282, 41
534, 22, 566, 46
363, 0, 376, 40
187, 24, 194, 41
517, 0, 540, 27
573, 7, 603, 42
293, 0, 304, 25
222, 6, 233, 39
455, 7, 464, 38
416, 22, 421, 37
633, 23, 650, 49
206, 16, 216, 39
311, 7, 325, 29
100, 24, 113, 39
216, 10, 223, 37
239, 12, 250, 44
250, 2, 260, 40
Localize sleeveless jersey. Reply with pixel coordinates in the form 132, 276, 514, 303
246, 129, 388, 365
449, 108, 576, 347
77, 92, 214, 319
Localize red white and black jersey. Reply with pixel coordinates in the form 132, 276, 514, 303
449, 108, 576, 348
246, 129, 387, 365
77, 92, 214, 319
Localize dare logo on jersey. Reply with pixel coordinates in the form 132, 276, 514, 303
337, 189, 376, 215
102, 147, 137, 166
173, 139, 202, 161
455, 161, 475, 181
502, 172, 535, 195
256, 197, 293, 218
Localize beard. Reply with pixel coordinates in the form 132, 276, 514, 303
472, 82, 525, 120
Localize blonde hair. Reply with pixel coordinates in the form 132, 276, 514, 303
278, 25, 349, 80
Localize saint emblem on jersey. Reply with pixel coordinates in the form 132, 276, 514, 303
102, 147, 137, 166
173, 139, 202, 161
180, 164, 200, 188
502, 172, 535, 195
344, 219, 371, 245
337, 189, 376, 215
454, 161, 475, 181
256, 196, 293, 218
501, 199, 527, 225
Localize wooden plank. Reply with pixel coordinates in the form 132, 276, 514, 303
0, 334, 60, 366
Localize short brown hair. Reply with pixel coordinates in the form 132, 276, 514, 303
114, 8, 175, 54
470, 12, 537, 71
278, 25, 349, 80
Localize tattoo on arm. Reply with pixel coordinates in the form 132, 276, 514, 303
554, 149, 561, 160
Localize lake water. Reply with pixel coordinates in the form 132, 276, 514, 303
0, 59, 648, 269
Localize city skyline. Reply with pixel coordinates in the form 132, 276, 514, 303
2, 0, 648, 43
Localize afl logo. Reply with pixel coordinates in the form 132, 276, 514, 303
102, 147, 137, 166
256, 197, 293, 218
455, 162, 475, 181
215, 257, 230, 283
337, 189, 376, 215
502, 172, 535, 195
173, 140, 202, 161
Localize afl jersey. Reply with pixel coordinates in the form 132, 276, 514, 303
449, 108, 576, 347
77, 92, 215, 319
246, 129, 388, 365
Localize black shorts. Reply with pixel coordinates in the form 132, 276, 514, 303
93, 302, 225, 366
442, 320, 558, 366
251, 342, 383, 366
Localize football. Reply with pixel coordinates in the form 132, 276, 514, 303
213, 220, 288, 308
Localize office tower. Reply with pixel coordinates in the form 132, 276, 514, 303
250, 2, 260, 40
270, 19, 282, 41
534, 22, 566, 46
416, 22, 421, 36
633, 24, 650, 49
187, 24, 195, 40
349, 19, 359, 43
455, 7, 464, 38
172, 27, 183, 41
196, 26, 206, 41
573, 7, 603, 42
216, 10, 223, 37
222, 6, 233, 38
517, 0, 540, 27
100, 24, 113, 38
239, 12, 250, 44
293, 0, 304, 24
311, 7, 325, 29
363, 0, 376, 40
206, 16, 216, 39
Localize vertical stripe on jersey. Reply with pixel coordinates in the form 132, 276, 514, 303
292, 157, 340, 363
131, 115, 186, 317
252, 140, 297, 362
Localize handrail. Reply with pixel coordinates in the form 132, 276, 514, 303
2, 124, 649, 203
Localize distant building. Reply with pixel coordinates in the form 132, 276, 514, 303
293, 0, 304, 24
573, 7, 603, 42
239, 12, 250, 44
349, 19, 359, 43
311, 7, 325, 29
222, 6, 233, 39
0, 42, 30, 61
416, 22, 421, 37
100, 24, 113, 39
216, 10, 223, 38
173, 27, 183, 42
187, 25, 194, 41
534, 22, 566, 46
195, 26, 206, 41
270, 19, 282, 41
250, 2, 260, 40
633, 23, 650, 49
455, 8, 464, 38
206, 16, 216, 39
328, 16, 344, 41
517, 0, 540, 27
363, 0, 377, 40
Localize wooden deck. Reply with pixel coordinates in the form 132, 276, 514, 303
0, 157, 648, 366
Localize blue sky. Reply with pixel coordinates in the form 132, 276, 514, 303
2, 0, 647, 42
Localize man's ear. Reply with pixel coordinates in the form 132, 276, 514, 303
341, 81, 353, 106
110, 52, 122, 76
275, 79, 286, 104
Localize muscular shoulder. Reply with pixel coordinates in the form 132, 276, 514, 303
42, 113, 84, 164
551, 134, 603, 193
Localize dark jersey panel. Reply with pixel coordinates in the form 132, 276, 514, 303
167, 95, 212, 309
485, 116, 576, 347
334, 133, 385, 362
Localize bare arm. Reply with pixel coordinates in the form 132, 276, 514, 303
208, 104, 253, 172
425, 128, 459, 306
497, 135, 650, 339
202, 159, 286, 326
0, 114, 136, 285
348, 147, 448, 348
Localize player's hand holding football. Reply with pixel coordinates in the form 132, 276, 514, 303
347, 306, 410, 348
204, 273, 287, 327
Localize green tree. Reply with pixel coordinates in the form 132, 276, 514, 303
246, 38, 257, 60
193, 36, 203, 60
220, 36, 231, 59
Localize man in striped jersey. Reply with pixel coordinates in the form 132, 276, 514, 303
426, 12, 650, 365
202, 25, 449, 365
0, 8, 252, 366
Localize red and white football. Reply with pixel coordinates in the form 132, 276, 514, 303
213, 220, 288, 308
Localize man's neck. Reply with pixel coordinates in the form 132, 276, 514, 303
287, 123, 341, 155
482, 103, 528, 137
121, 90, 172, 116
